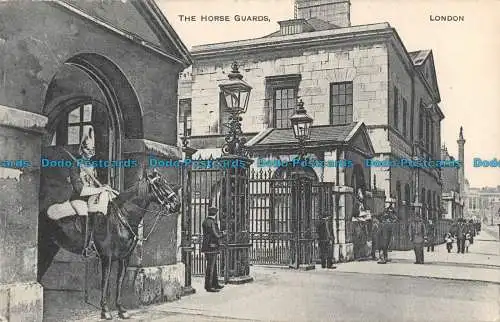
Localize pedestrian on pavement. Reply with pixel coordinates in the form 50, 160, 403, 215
426, 219, 436, 252
455, 219, 466, 254
465, 232, 471, 253
371, 215, 381, 260
201, 206, 225, 292
468, 219, 475, 245
408, 212, 427, 264
317, 215, 335, 268
444, 232, 453, 253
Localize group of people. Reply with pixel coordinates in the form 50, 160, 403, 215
445, 218, 477, 254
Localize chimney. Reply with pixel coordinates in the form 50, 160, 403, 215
295, 0, 351, 27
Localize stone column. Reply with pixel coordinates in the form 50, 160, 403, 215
332, 186, 354, 262
0, 105, 46, 322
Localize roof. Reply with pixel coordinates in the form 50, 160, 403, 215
53, 0, 192, 66
247, 122, 375, 157
409, 49, 431, 66
257, 123, 357, 145
263, 17, 339, 38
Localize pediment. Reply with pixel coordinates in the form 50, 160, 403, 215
347, 124, 375, 157
419, 52, 440, 101
59, 0, 191, 65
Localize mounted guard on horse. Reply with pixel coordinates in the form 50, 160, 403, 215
39, 127, 182, 320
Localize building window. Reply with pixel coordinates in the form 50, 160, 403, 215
404, 184, 411, 205
179, 98, 192, 136
67, 104, 93, 145
430, 121, 434, 156
396, 181, 402, 208
426, 116, 430, 152
419, 99, 424, 141
265, 74, 301, 129
330, 82, 353, 125
393, 87, 399, 130
273, 88, 297, 128
410, 101, 414, 142
402, 97, 408, 138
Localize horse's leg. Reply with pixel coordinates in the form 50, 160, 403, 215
37, 215, 60, 281
100, 256, 113, 320
37, 235, 60, 281
116, 258, 130, 319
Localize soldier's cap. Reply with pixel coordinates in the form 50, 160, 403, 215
208, 206, 218, 215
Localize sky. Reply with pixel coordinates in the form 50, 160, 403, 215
158, 0, 500, 188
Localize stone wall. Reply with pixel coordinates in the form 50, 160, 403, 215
0, 105, 47, 322
190, 42, 389, 137
0, 2, 183, 145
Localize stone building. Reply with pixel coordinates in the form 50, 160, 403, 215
465, 185, 500, 225
179, 0, 443, 230
0, 1, 191, 320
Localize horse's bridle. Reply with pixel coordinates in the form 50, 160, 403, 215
112, 174, 180, 243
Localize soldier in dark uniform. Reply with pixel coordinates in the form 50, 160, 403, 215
316, 215, 334, 268
201, 207, 225, 292
408, 212, 427, 264
455, 219, 466, 254
426, 219, 436, 252
371, 215, 381, 260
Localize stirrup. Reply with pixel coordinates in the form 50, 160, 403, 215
82, 241, 97, 258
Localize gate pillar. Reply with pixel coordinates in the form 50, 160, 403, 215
290, 177, 315, 270
180, 144, 197, 295
219, 155, 254, 284
332, 186, 354, 262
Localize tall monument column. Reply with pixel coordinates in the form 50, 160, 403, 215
457, 127, 466, 198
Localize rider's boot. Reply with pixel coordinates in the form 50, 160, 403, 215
83, 212, 96, 257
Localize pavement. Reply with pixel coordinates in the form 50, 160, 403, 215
43, 228, 500, 322
334, 227, 500, 284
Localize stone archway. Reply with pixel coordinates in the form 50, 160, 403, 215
38, 53, 143, 301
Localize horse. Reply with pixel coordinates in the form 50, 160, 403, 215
37, 170, 181, 320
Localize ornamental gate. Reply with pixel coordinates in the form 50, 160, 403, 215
180, 163, 336, 276
248, 169, 335, 266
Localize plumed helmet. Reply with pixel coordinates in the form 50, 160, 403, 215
79, 127, 95, 156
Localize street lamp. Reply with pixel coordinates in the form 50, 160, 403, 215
219, 62, 252, 156
288, 99, 315, 270
290, 99, 313, 158
218, 61, 254, 284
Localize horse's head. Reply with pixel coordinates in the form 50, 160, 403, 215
145, 169, 182, 213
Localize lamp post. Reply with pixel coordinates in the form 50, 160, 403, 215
288, 99, 315, 269
290, 99, 313, 159
218, 62, 254, 284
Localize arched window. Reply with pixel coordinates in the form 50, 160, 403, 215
50, 103, 94, 146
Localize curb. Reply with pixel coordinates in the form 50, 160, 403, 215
334, 270, 500, 285
148, 307, 261, 321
